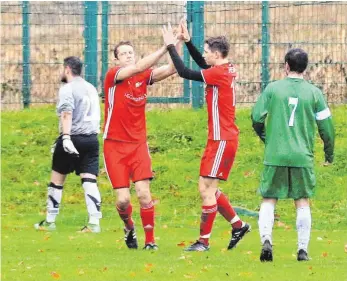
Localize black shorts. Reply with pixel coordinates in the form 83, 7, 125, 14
52, 134, 99, 176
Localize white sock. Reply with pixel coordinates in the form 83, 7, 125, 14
258, 202, 275, 245
46, 183, 63, 223
82, 179, 102, 225
296, 206, 311, 252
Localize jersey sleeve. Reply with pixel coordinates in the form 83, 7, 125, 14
251, 84, 272, 142
315, 90, 335, 163
201, 67, 223, 86
57, 84, 74, 114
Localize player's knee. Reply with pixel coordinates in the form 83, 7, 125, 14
117, 197, 131, 209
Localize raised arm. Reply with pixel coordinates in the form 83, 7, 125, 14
178, 19, 210, 69
162, 23, 204, 82
116, 46, 167, 81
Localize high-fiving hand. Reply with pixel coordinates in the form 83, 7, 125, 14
176, 18, 190, 42
162, 22, 176, 47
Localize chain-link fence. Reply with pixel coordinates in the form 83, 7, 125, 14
1, 1, 346, 109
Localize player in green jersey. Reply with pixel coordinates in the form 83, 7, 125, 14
251, 48, 335, 262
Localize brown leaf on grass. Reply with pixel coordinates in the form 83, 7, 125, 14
78, 269, 85, 275
102, 267, 108, 272
130, 272, 136, 277
344, 244, 347, 253
308, 266, 313, 270
38, 249, 44, 253
50, 271, 60, 279
34, 181, 40, 186
322, 252, 328, 257
44, 235, 51, 241
243, 171, 254, 178
285, 225, 291, 230
145, 263, 153, 272
220, 248, 227, 253
177, 241, 186, 247
277, 221, 285, 227
328, 240, 332, 244
184, 274, 195, 279
18, 261, 24, 266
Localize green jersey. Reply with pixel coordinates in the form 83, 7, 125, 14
251, 77, 334, 168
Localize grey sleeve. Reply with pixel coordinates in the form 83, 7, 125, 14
57, 85, 74, 114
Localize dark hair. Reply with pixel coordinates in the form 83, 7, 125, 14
204, 36, 230, 58
114, 41, 134, 59
284, 48, 308, 73
63, 56, 82, 76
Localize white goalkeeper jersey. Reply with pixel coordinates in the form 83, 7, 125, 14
57, 76, 100, 135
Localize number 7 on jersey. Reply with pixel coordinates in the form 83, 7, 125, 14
288, 97, 298, 127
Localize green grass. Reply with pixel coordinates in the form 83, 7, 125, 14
2, 105, 347, 281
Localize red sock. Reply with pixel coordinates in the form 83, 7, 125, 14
116, 204, 134, 230
140, 201, 155, 244
199, 204, 217, 246
215, 190, 242, 229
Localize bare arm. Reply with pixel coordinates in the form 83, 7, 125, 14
116, 46, 167, 81
151, 40, 182, 83
61, 111, 73, 135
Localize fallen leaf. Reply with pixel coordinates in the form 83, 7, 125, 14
102, 267, 108, 272
38, 249, 44, 253
184, 274, 195, 279
187, 260, 193, 265
344, 244, 347, 253
78, 269, 84, 275
44, 235, 51, 241
317, 237, 323, 241
277, 221, 285, 227
50, 271, 60, 279
308, 266, 313, 270
285, 225, 291, 230
322, 252, 328, 257
34, 181, 40, 186
328, 240, 332, 244
130, 272, 136, 277
177, 242, 186, 247
18, 261, 24, 266
220, 248, 227, 253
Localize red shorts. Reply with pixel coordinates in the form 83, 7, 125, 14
103, 139, 153, 189
200, 140, 238, 181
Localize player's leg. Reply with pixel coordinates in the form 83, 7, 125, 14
258, 165, 288, 261
134, 180, 158, 250
211, 140, 251, 249
295, 198, 311, 261
132, 142, 157, 250
290, 167, 315, 261
104, 139, 137, 248
35, 136, 72, 231
79, 174, 102, 233
259, 198, 277, 262
75, 135, 102, 233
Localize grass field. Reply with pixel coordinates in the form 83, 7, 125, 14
1, 105, 347, 281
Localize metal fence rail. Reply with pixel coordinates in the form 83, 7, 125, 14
1, 1, 346, 109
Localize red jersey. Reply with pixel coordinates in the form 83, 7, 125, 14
103, 66, 153, 142
201, 63, 239, 141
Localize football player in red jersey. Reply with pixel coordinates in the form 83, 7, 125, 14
104, 39, 180, 250
162, 21, 250, 251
